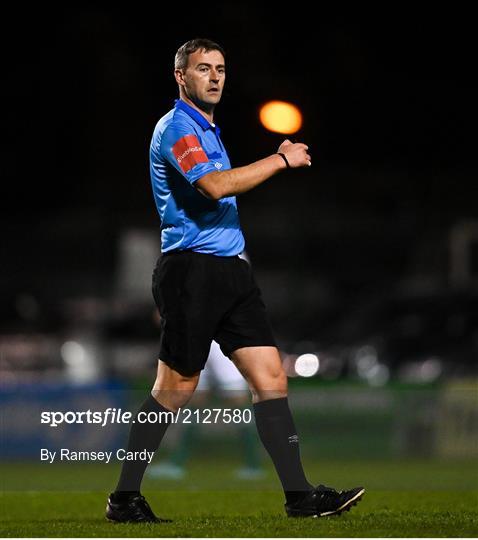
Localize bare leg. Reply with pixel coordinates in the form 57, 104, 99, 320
230, 346, 287, 403
152, 359, 201, 411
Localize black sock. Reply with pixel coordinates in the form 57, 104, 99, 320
115, 394, 173, 493
110, 491, 140, 503
253, 397, 313, 504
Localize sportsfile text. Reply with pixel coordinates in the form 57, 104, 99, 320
41, 407, 252, 427
42, 408, 134, 427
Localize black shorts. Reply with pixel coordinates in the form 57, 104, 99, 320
152, 251, 276, 376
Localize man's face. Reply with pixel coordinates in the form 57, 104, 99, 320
176, 48, 225, 109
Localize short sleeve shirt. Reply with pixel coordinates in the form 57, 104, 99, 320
149, 99, 245, 256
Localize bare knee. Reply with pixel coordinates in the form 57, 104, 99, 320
151, 360, 200, 411
150, 386, 195, 412
231, 347, 288, 404
250, 366, 288, 403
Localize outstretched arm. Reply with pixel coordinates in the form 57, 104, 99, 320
196, 140, 311, 200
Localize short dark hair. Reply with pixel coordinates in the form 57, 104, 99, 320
174, 38, 225, 70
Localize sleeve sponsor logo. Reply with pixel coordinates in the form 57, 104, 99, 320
172, 134, 209, 173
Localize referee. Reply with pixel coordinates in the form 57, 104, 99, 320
106, 38, 364, 523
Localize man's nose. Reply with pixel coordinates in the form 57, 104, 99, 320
210, 71, 220, 83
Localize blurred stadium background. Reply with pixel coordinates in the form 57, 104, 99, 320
1, 4, 477, 500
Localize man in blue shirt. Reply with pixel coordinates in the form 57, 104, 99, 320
106, 38, 364, 523
150, 97, 244, 256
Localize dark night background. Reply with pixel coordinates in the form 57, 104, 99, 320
2, 10, 477, 528
2, 5, 477, 347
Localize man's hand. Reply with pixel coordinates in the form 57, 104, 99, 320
278, 139, 311, 168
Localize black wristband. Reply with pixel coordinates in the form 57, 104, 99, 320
277, 152, 290, 169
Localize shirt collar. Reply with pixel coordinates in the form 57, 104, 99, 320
174, 99, 220, 135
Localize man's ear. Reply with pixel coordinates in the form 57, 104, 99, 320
174, 69, 186, 87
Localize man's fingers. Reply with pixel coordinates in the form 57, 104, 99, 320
280, 142, 312, 167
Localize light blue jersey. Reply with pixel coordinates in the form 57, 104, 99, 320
149, 99, 245, 256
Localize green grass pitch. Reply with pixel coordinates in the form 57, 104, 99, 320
1, 458, 477, 537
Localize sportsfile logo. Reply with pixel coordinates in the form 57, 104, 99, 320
172, 134, 208, 173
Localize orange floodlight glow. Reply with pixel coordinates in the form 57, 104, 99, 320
259, 100, 303, 134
